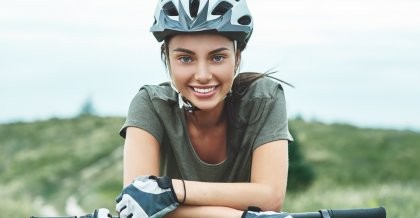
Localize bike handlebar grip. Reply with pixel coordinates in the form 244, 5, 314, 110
289, 212, 322, 218
327, 206, 386, 218
29, 216, 116, 218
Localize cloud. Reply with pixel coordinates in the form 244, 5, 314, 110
0, 0, 156, 46
248, 0, 420, 46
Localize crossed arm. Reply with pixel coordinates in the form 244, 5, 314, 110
122, 127, 289, 217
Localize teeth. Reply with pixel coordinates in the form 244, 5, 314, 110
194, 87, 215, 94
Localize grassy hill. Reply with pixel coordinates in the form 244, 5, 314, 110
285, 119, 420, 217
0, 116, 124, 217
0, 116, 419, 217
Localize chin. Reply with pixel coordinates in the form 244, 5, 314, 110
196, 102, 224, 111
194, 104, 214, 111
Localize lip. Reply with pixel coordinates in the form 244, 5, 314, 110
190, 85, 218, 98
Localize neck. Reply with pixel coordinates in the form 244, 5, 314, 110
186, 102, 226, 130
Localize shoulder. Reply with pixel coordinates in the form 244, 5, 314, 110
229, 76, 287, 124
136, 82, 177, 103
122, 82, 178, 139
242, 76, 285, 100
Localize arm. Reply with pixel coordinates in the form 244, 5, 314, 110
166, 206, 243, 218
249, 139, 289, 211
122, 127, 288, 215
168, 140, 289, 215
123, 127, 160, 186
122, 127, 243, 217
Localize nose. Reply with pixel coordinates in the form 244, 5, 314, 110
194, 62, 212, 83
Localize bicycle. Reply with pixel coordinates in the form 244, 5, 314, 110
30, 206, 386, 218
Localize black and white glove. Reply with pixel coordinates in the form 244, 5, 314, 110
115, 175, 180, 218
242, 206, 294, 218
79, 208, 112, 218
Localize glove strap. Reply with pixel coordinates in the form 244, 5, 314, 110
241, 206, 262, 218
180, 178, 186, 205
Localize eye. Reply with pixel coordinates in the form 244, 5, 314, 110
212, 55, 225, 63
178, 56, 192, 63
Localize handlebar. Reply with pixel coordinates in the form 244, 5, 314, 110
30, 206, 386, 218
291, 207, 386, 218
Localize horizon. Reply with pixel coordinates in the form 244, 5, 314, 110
1, 0, 419, 131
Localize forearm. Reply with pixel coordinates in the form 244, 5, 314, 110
172, 179, 285, 211
165, 205, 243, 218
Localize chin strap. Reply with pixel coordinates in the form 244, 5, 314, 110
178, 95, 199, 113
170, 81, 199, 113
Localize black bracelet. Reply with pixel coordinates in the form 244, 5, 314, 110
180, 178, 186, 205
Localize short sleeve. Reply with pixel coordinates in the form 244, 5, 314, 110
119, 89, 164, 144
252, 83, 294, 150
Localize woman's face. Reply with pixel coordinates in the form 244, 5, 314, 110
167, 33, 238, 111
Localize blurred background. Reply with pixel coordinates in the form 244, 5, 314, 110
1, 0, 419, 130
1, 0, 419, 217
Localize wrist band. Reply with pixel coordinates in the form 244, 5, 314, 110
180, 178, 186, 205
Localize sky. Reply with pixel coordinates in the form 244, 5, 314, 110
1, 0, 419, 131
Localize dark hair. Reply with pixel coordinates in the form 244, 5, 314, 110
160, 41, 170, 67
227, 71, 293, 119
231, 71, 293, 96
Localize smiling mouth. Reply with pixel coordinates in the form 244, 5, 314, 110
193, 86, 216, 94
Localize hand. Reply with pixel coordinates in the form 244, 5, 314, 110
79, 208, 112, 218
116, 175, 180, 218
242, 206, 293, 218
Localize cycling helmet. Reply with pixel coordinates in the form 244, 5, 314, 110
150, 0, 253, 48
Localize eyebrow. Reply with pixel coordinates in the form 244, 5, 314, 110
172, 47, 230, 55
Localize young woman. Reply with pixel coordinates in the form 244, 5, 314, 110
116, 1, 294, 217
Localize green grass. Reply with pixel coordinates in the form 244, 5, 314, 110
284, 120, 420, 217
0, 116, 124, 216
0, 116, 419, 217
284, 181, 419, 217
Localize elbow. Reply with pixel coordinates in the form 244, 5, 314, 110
268, 192, 285, 212
259, 188, 285, 212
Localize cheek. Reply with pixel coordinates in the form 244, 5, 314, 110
216, 63, 235, 82
169, 63, 192, 88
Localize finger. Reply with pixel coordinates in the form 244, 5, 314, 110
115, 200, 126, 213
115, 193, 123, 203
119, 208, 131, 218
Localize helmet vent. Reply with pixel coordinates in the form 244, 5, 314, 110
211, 1, 233, 15
162, 1, 179, 16
189, 0, 200, 17
238, 15, 251, 25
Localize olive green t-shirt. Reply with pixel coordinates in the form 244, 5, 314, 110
120, 77, 293, 182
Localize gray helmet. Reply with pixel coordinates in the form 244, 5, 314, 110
150, 0, 253, 47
